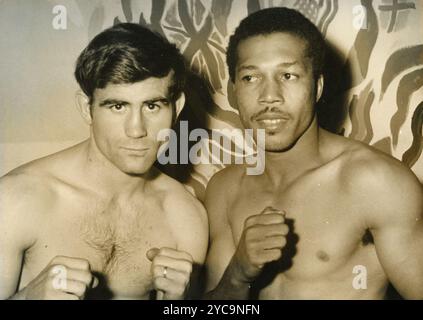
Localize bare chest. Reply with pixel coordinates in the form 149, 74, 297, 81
228, 175, 377, 281
22, 196, 176, 299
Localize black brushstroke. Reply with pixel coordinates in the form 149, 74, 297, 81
381, 45, 423, 98
247, 0, 261, 15
402, 101, 423, 168
378, 0, 416, 33
341, 0, 378, 90
178, 0, 221, 92
363, 90, 375, 144
391, 68, 423, 146
211, 0, 234, 37
372, 137, 393, 155
348, 95, 359, 139
321, 0, 338, 36
121, 0, 132, 22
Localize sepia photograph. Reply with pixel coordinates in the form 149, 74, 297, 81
0, 0, 422, 304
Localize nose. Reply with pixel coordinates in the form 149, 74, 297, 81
258, 77, 284, 104
125, 108, 147, 138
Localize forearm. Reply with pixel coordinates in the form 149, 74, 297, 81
6, 287, 27, 300
204, 260, 251, 300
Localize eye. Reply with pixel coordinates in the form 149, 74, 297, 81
241, 75, 259, 83
144, 103, 160, 112
110, 104, 126, 112
282, 73, 298, 80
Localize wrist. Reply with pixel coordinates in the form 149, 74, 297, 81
228, 257, 254, 287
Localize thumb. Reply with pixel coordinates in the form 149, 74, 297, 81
91, 276, 99, 288
146, 248, 160, 261
261, 206, 286, 217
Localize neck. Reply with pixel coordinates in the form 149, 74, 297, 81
262, 117, 323, 187
79, 137, 151, 197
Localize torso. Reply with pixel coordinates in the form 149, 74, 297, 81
224, 135, 389, 299
13, 143, 203, 299
20, 186, 176, 299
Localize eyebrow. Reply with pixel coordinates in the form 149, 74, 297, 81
237, 61, 299, 72
98, 99, 130, 107
98, 97, 170, 107
144, 97, 170, 105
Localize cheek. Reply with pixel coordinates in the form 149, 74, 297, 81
144, 112, 174, 140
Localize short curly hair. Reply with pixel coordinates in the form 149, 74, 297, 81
227, 7, 326, 82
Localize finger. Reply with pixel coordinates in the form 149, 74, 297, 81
146, 248, 160, 261
257, 223, 289, 237
156, 290, 164, 300
65, 268, 94, 286
52, 291, 80, 300
58, 279, 88, 298
156, 247, 193, 262
261, 249, 283, 263
246, 213, 285, 227
260, 206, 282, 214
152, 255, 193, 274
152, 265, 190, 285
258, 235, 287, 250
92, 276, 99, 288
50, 256, 91, 271
153, 277, 185, 300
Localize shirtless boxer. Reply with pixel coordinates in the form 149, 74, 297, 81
205, 8, 423, 299
0, 23, 208, 300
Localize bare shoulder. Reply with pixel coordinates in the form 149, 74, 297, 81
205, 165, 245, 207
0, 168, 57, 249
334, 136, 422, 223
153, 173, 208, 261
337, 138, 421, 195
155, 173, 207, 223
0, 144, 83, 243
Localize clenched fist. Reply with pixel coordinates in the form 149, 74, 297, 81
23, 256, 98, 300
147, 247, 193, 300
232, 206, 289, 283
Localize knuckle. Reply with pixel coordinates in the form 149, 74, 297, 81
80, 259, 90, 270
51, 255, 63, 263
185, 262, 193, 274
245, 215, 257, 227
160, 247, 173, 256
275, 215, 285, 223
184, 252, 193, 263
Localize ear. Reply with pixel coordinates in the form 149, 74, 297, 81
75, 90, 92, 125
316, 74, 324, 103
174, 92, 186, 120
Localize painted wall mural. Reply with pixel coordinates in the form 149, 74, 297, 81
0, 0, 422, 200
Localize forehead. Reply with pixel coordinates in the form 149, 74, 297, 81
236, 32, 309, 69
93, 71, 174, 102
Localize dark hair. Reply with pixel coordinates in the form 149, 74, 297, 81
75, 23, 186, 104
227, 7, 326, 82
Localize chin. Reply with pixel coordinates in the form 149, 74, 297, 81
115, 161, 155, 176
263, 136, 296, 152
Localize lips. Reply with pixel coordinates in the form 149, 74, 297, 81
121, 147, 149, 155
254, 113, 289, 130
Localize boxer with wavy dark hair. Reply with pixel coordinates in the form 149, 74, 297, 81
0, 23, 208, 300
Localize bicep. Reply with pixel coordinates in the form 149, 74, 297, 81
373, 219, 423, 299
0, 178, 38, 299
370, 180, 423, 299
0, 219, 26, 299
205, 227, 236, 292
203, 172, 237, 292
